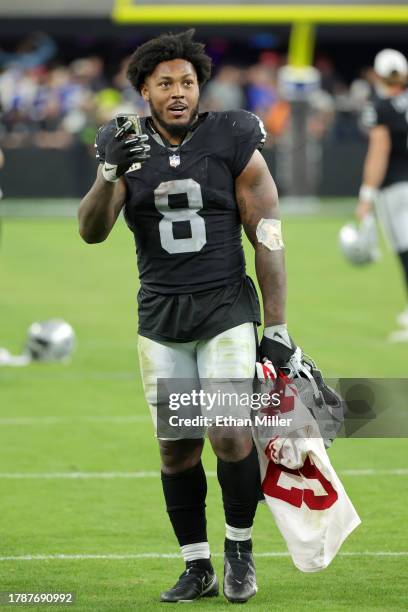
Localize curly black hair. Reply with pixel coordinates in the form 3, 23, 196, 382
127, 29, 212, 93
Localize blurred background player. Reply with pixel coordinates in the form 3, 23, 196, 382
357, 49, 408, 340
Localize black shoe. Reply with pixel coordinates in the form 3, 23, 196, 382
160, 560, 219, 603
223, 538, 257, 603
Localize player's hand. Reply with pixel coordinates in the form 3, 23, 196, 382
259, 324, 296, 373
355, 199, 372, 221
100, 123, 150, 183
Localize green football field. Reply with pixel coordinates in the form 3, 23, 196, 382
0, 207, 407, 610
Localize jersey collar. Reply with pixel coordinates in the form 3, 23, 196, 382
145, 113, 208, 150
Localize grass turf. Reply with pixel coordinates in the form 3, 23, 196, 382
0, 213, 407, 610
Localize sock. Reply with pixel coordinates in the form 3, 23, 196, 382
161, 461, 208, 548
397, 250, 408, 292
181, 542, 210, 562
217, 443, 260, 529
225, 524, 253, 542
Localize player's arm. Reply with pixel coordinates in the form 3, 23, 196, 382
356, 125, 391, 220
78, 168, 126, 243
235, 149, 295, 370
78, 119, 150, 243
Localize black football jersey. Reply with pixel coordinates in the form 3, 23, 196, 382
96, 110, 266, 293
362, 90, 408, 187
95, 110, 265, 341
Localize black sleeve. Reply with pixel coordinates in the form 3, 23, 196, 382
94, 119, 117, 164
361, 100, 388, 129
228, 110, 267, 177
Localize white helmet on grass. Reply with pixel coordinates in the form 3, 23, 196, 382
26, 319, 75, 362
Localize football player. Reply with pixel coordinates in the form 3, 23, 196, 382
78, 30, 296, 603
357, 49, 408, 339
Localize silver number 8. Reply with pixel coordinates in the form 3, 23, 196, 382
154, 178, 207, 254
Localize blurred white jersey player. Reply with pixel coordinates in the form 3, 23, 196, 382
358, 49, 408, 340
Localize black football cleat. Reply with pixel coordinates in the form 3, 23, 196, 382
160, 560, 219, 603
223, 538, 257, 603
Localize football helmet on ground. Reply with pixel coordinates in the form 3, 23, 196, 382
26, 319, 75, 362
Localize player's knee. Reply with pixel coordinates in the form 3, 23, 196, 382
159, 439, 204, 473
208, 427, 253, 461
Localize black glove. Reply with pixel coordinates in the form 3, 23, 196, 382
96, 121, 150, 182
259, 325, 296, 373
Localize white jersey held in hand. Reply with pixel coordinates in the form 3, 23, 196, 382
254, 361, 361, 572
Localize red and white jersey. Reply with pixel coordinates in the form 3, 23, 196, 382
254, 364, 361, 572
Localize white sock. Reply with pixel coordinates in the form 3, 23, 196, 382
225, 524, 253, 542
181, 542, 211, 562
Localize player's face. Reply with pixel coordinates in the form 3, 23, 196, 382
141, 59, 200, 141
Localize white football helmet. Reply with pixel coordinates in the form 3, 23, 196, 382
26, 319, 75, 362
278, 348, 344, 448
257, 349, 345, 448
338, 214, 380, 265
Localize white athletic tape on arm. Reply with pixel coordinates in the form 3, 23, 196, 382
359, 184, 379, 203
256, 218, 284, 251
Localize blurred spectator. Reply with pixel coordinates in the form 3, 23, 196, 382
315, 56, 339, 95
201, 65, 245, 111
264, 99, 290, 139
246, 63, 278, 116
349, 79, 371, 111
360, 66, 377, 93
70, 57, 107, 93
0, 33, 388, 153
0, 33, 56, 70
308, 90, 336, 139
112, 55, 148, 113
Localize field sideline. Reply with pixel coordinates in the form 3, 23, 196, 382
0, 208, 407, 610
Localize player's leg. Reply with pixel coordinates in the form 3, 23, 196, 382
197, 323, 259, 603
397, 249, 408, 291
377, 184, 408, 336
138, 335, 218, 602
396, 249, 408, 326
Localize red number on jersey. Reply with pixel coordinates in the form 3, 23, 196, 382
262, 456, 338, 510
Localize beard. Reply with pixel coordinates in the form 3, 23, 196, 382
150, 101, 199, 139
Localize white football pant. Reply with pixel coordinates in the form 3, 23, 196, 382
138, 322, 257, 438
376, 182, 408, 253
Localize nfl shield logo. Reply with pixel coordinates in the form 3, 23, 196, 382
169, 154, 181, 168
